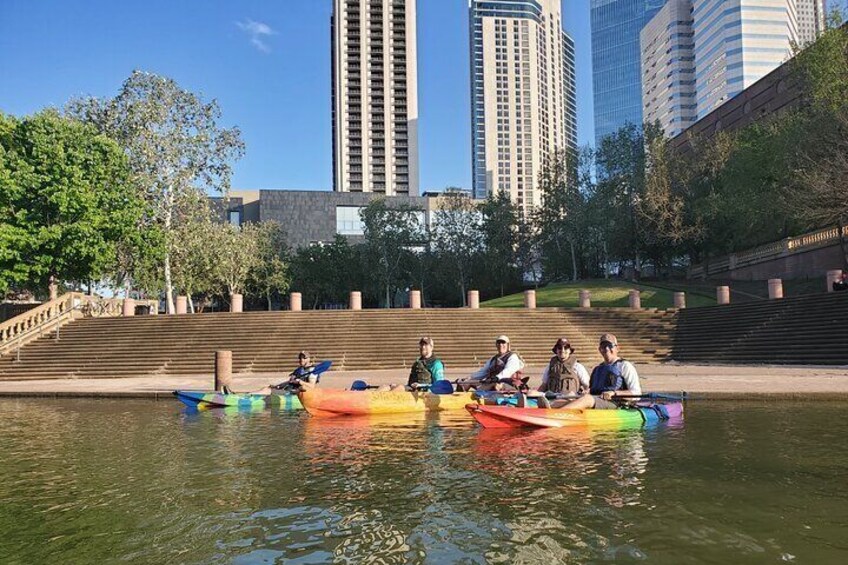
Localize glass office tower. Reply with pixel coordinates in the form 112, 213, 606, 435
591, 0, 665, 146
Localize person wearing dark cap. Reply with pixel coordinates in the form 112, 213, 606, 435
538, 338, 589, 395
554, 333, 641, 410
274, 351, 318, 391
407, 336, 445, 389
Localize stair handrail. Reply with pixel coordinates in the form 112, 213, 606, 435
0, 293, 135, 358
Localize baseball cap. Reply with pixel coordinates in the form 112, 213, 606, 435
552, 337, 573, 353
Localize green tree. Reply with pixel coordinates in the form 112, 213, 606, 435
431, 192, 482, 305
290, 236, 357, 308
249, 221, 291, 310
478, 191, 521, 297
0, 110, 143, 295
68, 70, 245, 312
360, 198, 424, 307
212, 223, 261, 300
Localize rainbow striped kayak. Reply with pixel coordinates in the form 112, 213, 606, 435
173, 390, 303, 410
466, 402, 684, 429
299, 388, 476, 417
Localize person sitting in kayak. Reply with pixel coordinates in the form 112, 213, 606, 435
460, 335, 525, 391
552, 333, 641, 409
538, 337, 590, 395
273, 351, 319, 391
407, 336, 445, 390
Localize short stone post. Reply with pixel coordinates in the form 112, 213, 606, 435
176, 295, 188, 314
629, 289, 641, 309
768, 278, 784, 299
230, 293, 243, 313
673, 292, 686, 309
214, 350, 233, 392
716, 286, 730, 305
524, 290, 536, 309
467, 290, 480, 309
579, 290, 591, 308
290, 292, 302, 311
350, 291, 362, 310
409, 289, 421, 309
826, 269, 843, 293
122, 298, 136, 317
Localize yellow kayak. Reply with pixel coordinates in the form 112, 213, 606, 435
298, 388, 476, 417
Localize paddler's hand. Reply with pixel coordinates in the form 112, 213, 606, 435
601, 390, 616, 401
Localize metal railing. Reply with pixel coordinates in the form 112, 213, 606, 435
689, 225, 848, 278
0, 293, 157, 359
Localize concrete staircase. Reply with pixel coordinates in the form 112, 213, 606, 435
0, 308, 676, 380
670, 291, 848, 364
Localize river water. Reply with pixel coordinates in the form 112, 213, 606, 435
0, 399, 845, 563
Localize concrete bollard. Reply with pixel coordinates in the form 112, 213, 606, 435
579, 290, 591, 308
176, 296, 188, 314
409, 289, 421, 309
768, 278, 784, 299
717, 286, 730, 305
230, 293, 243, 313
673, 292, 686, 309
628, 289, 641, 309
827, 269, 843, 293
214, 350, 233, 392
467, 290, 480, 309
149, 301, 158, 315
122, 298, 136, 317
524, 290, 536, 309
350, 291, 362, 310
290, 292, 302, 311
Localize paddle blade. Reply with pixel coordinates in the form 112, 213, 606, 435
430, 380, 455, 395
312, 360, 332, 375
350, 380, 369, 391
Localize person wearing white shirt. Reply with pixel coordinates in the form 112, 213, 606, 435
462, 335, 525, 391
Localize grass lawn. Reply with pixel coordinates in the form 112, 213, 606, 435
481, 279, 717, 309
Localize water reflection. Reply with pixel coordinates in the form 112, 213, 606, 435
2, 399, 847, 563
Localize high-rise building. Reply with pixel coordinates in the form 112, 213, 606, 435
469, 0, 577, 215
591, 0, 665, 146
640, 0, 696, 138
796, 0, 826, 45
332, 0, 419, 196
693, 0, 799, 119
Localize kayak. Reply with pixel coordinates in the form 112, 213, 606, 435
298, 388, 477, 417
465, 402, 684, 429
173, 390, 302, 410
473, 391, 540, 407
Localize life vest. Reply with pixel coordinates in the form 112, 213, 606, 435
408, 356, 441, 386
544, 355, 581, 394
589, 359, 627, 395
485, 351, 521, 382
290, 364, 317, 381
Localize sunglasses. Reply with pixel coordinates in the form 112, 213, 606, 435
496, 340, 508, 345
554, 345, 569, 351
599, 342, 616, 350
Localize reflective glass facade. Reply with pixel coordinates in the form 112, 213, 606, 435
591, 0, 665, 146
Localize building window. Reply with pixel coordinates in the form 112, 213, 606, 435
336, 205, 365, 235
228, 210, 241, 226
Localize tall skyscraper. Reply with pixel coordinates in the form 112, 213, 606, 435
796, 0, 826, 45
332, 0, 419, 196
640, 0, 696, 137
591, 0, 665, 146
469, 0, 577, 215
693, 0, 800, 119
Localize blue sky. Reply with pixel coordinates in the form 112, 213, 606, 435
0, 0, 593, 192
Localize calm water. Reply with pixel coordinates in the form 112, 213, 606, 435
0, 399, 846, 564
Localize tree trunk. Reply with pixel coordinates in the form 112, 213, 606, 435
569, 239, 578, 282
188, 295, 195, 314
164, 253, 175, 314
267, 291, 272, 311
603, 241, 609, 279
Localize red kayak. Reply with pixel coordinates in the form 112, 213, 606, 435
465, 402, 684, 429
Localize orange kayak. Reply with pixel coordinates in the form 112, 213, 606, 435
298, 388, 476, 417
